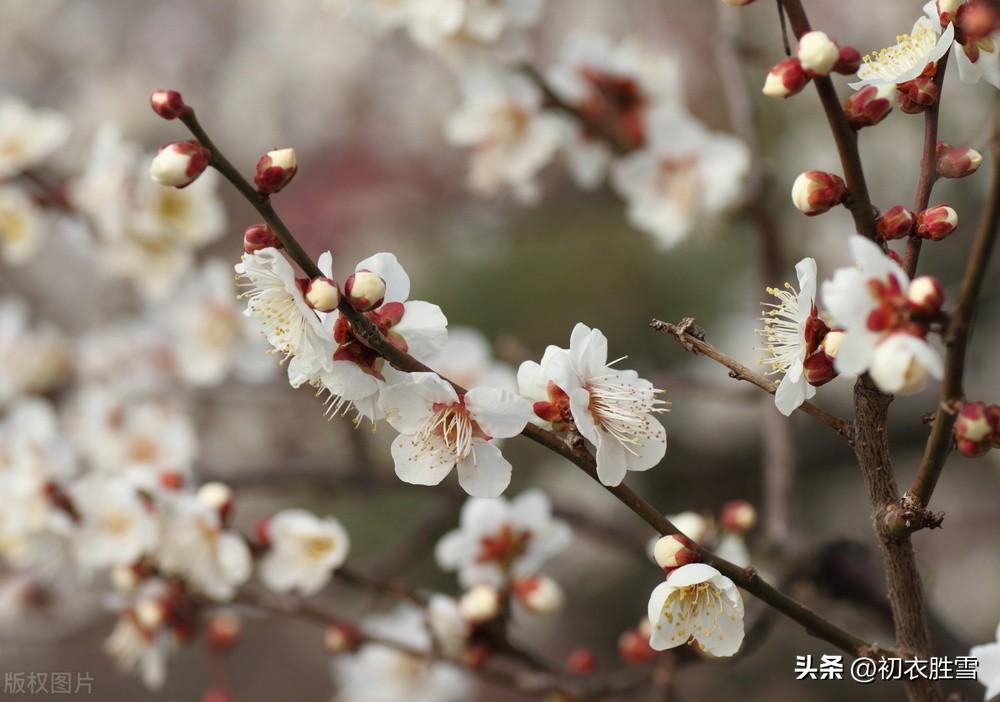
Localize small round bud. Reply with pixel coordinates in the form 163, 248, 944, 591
719, 500, 757, 533
899, 75, 939, 113
791, 171, 847, 216
960, 1, 1000, 41
206, 612, 241, 652
159, 471, 185, 490
513, 576, 564, 614
916, 205, 959, 240
907, 276, 945, 316
565, 648, 598, 674
618, 628, 656, 665
324, 622, 361, 654
833, 46, 862, 74
797, 31, 840, 76
305, 276, 341, 313
877, 205, 915, 240
196, 481, 233, 522
344, 270, 387, 312
821, 330, 845, 358
458, 585, 502, 624
936, 143, 983, 179
150, 141, 211, 188
255, 148, 298, 195
803, 348, 838, 386
135, 598, 165, 630
955, 401, 994, 457
669, 511, 709, 543
652, 533, 698, 571
762, 57, 809, 98
243, 223, 282, 254
150, 90, 189, 120
843, 84, 895, 129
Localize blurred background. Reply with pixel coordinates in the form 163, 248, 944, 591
1, 0, 998, 700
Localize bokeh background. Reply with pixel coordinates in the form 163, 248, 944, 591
1, 1, 998, 700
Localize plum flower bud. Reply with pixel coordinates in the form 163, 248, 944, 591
907, 276, 945, 316
955, 401, 994, 457
936, 143, 983, 179
206, 612, 241, 652
150, 89, 190, 120
149, 141, 211, 188
820, 330, 845, 358
566, 648, 598, 674
938, 0, 965, 23
877, 205, 915, 240
324, 623, 361, 654
762, 57, 809, 98
254, 518, 271, 548
833, 46, 862, 74
899, 75, 939, 113
803, 350, 837, 386
797, 31, 841, 76
719, 500, 757, 533
243, 223, 283, 253
916, 205, 959, 240
344, 270, 386, 312
960, 2, 1000, 41
255, 148, 298, 195
197, 481, 233, 522
513, 576, 564, 614
843, 84, 895, 129
458, 585, 502, 624
304, 276, 340, 313
618, 628, 656, 665
791, 171, 846, 216
652, 534, 698, 571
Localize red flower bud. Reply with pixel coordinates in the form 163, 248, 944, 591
791, 171, 847, 216
304, 276, 341, 313
959, 1, 1000, 42
618, 629, 657, 665
936, 143, 983, 179
907, 276, 945, 316
206, 612, 241, 652
344, 270, 386, 312
803, 350, 838, 387
324, 622, 361, 654
955, 401, 995, 457
150, 90, 190, 120
762, 58, 809, 98
254, 518, 271, 549
833, 46, 862, 74
254, 148, 298, 195
719, 500, 757, 533
652, 533, 699, 572
150, 141, 211, 188
243, 223, 283, 253
915, 205, 959, 240
877, 205, 916, 240
843, 85, 895, 129
566, 648, 599, 674
898, 75, 939, 113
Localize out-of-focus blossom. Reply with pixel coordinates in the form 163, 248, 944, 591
258, 509, 349, 596
105, 579, 178, 690
426, 594, 471, 657
427, 327, 516, 392
0, 98, 70, 178
381, 372, 530, 496
70, 476, 158, 572
548, 32, 681, 188
0, 187, 46, 265
612, 108, 749, 249
406, 0, 544, 66
332, 605, 473, 702
821, 236, 943, 395
445, 69, 561, 204
647, 563, 745, 657
435, 489, 570, 587
0, 299, 71, 405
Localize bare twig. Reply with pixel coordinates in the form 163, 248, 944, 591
650, 318, 852, 440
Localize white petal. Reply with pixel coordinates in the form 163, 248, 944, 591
456, 441, 512, 497
395, 300, 448, 361
569, 323, 608, 379
391, 433, 453, 486
774, 371, 808, 416
625, 417, 667, 472
595, 430, 628, 486
465, 387, 531, 439
569, 387, 598, 443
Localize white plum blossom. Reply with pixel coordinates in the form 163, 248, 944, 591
428, 326, 516, 392
259, 509, 350, 596
166, 259, 274, 387
381, 372, 531, 497
70, 476, 158, 572
104, 579, 178, 690
970, 621, 1000, 699
0, 299, 70, 405
0, 98, 70, 178
923, 0, 1000, 88
156, 493, 251, 601
647, 563, 745, 657
851, 15, 954, 88
236, 247, 333, 388
821, 236, 943, 395
548, 32, 681, 188
332, 605, 473, 702
435, 489, 571, 587
612, 108, 749, 249
445, 69, 561, 203
759, 257, 823, 416
75, 320, 173, 396
0, 186, 47, 265
536, 323, 667, 487
406, 0, 544, 65
322, 252, 448, 424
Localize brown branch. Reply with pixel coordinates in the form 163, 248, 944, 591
650, 318, 852, 440
903, 96, 1000, 519
904, 53, 950, 278
777, 0, 877, 239
173, 108, 874, 659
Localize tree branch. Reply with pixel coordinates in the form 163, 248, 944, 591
650, 318, 852, 440
173, 108, 874, 659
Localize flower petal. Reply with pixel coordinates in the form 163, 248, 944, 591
465, 387, 531, 439
456, 441, 512, 497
